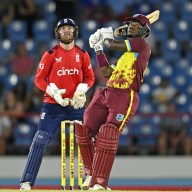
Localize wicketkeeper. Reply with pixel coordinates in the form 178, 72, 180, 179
75, 14, 152, 190
19, 18, 95, 190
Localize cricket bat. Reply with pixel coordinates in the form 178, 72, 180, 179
146, 10, 160, 24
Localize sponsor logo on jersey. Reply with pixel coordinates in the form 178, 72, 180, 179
55, 57, 62, 63
57, 67, 79, 76
39, 63, 44, 69
116, 114, 124, 122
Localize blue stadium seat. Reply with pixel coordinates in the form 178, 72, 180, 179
32, 20, 52, 43
34, 0, 51, 6
80, 20, 99, 37
149, 58, 166, 71
0, 40, 12, 85
80, 20, 99, 50
4, 74, 19, 90
138, 83, 150, 103
132, 119, 160, 147
175, 93, 190, 112
160, 2, 177, 24
173, 59, 189, 75
146, 74, 162, 88
188, 103, 192, 114
0, 65, 11, 84
173, 0, 190, 6
0, 24, 2, 41
75, 39, 85, 49
0, 40, 13, 59
25, 40, 37, 58
187, 84, 192, 96
146, 0, 162, 6
152, 21, 168, 42
171, 74, 188, 91
14, 123, 36, 147
162, 39, 181, 62
186, 52, 192, 63
119, 123, 131, 148
150, 59, 173, 79
135, 2, 154, 16
44, 1, 57, 24
105, 20, 121, 31
172, 20, 191, 42
179, 2, 192, 22
48, 39, 59, 49
138, 102, 154, 113
186, 65, 192, 85
7, 20, 27, 42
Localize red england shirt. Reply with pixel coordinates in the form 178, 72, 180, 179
34, 44, 95, 103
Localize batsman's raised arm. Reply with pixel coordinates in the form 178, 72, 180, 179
89, 14, 151, 78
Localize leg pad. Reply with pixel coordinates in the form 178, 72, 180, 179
75, 122, 94, 175
90, 124, 119, 188
20, 130, 49, 186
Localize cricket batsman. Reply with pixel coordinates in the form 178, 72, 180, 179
75, 14, 152, 190
19, 18, 95, 190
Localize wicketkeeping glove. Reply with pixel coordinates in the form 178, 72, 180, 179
46, 83, 70, 106
100, 27, 114, 41
71, 83, 89, 109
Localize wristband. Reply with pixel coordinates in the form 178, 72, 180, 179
96, 53, 109, 68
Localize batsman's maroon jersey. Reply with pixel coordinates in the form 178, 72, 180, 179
107, 37, 151, 92
84, 37, 151, 134
34, 44, 95, 104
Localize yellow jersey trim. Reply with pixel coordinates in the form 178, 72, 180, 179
110, 64, 116, 69
125, 40, 131, 51
119, 89, 134, 132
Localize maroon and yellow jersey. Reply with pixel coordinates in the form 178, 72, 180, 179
106, 37, 151, 92
35, 44, 95, 103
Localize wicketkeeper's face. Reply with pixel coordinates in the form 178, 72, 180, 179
58, 25, 75, 44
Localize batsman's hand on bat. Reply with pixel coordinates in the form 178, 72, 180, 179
89, 29, 103, 52
71, 83, 89, 109
46, 83, 70, 106
100, 27, 114, 41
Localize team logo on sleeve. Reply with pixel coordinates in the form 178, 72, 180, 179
116, 114, 124, 122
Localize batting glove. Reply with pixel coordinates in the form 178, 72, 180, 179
93, 40, 103, 52
89, 29, 101, 48
71, 83, 89, 109
100, 27, 114, 41
89, 29, 104, 52
46, 83, 70, 107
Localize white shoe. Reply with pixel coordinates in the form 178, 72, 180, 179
89, 184, 111, 191
82, 175, 92, 190
20, 182, 31, 190
90, 184, 105, 190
